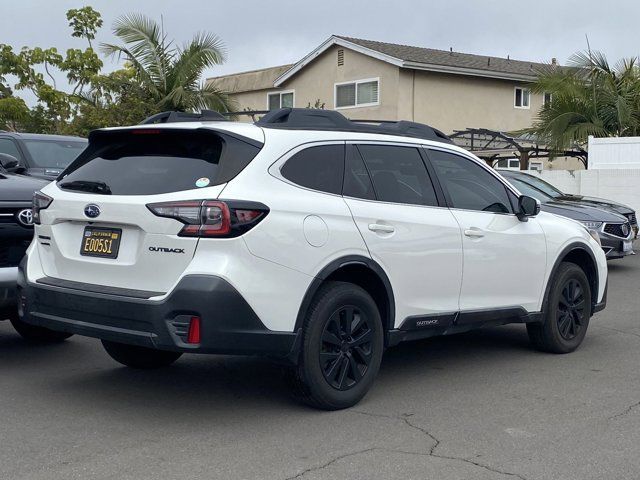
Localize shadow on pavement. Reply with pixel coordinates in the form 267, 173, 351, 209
0, 321, 537, 419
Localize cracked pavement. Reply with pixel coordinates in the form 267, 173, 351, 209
1, 243, 639, 480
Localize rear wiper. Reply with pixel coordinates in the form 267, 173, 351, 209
58, 180, 112, 195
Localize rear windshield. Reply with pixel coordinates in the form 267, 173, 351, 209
23, 139, 87, 169
58, 129, 261, 195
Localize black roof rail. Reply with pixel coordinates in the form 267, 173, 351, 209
140, 110, 229, 125
255, 108, 452, 143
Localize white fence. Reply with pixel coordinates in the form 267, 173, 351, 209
529, 170, 640, 213
588, 136, 640, 169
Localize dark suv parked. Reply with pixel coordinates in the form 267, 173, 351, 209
0, 132, 87, 180
499, 170, 635, 259
0, 169, 70, 341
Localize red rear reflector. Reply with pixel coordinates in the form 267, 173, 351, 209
187, 316, 201, 344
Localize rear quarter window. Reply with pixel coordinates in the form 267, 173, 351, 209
58, 129, 261, 195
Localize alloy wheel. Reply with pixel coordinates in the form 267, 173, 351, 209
557, 278, 586, 341
320, 306, 373, 391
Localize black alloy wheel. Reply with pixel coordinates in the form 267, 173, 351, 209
557, 278, 586, 341
288, 281, 384, 410
320, 306, 373, 391
527, 262, 592, 354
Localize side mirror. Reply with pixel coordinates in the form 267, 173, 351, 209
0, 153, 20, 171
518, 195, 541, 220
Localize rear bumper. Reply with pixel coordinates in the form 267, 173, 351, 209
18, 259, 299, 357
0, 267, 18, 313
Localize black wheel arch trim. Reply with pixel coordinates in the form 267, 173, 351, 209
294, 255, 396, 338
543, 241, 600, 315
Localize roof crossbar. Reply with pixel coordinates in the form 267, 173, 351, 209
256, 108, 452, 143
140, 110, 229, 124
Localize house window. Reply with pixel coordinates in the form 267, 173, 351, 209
543, 92, 552, 106
267, 90, 294, 110
335, 78, 379, 109
528, 161, 544, 171
514, 87, 530, 109
496, 158, 520, 170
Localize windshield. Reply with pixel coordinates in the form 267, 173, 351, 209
506, 176, 554, 202
23, 139, 87, 169
512, 173, 563, 198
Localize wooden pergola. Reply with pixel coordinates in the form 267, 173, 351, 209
449, 128, 588, 169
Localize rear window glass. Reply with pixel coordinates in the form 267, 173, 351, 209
58, 130, 260, 195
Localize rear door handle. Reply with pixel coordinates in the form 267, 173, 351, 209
464, 228, 485, 238
368, 223, 395, 234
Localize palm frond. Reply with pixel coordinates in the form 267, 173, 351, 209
102, 14, 173, 91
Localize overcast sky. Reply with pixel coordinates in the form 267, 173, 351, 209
2, 0, 640, 99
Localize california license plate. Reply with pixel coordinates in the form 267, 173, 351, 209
80, 227, 122, 259
623, 240, 633, 253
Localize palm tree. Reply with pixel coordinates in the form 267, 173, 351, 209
101, 14, 236, 113
524, 51, 640, 152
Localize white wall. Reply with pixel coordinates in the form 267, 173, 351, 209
588, 136, 640, 169
530, 169, 640, 213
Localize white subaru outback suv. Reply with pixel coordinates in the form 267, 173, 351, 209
17, 108, 607, 409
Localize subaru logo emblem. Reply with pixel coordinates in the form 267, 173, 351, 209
16, 209, 34, 227
84, 204, 101, 219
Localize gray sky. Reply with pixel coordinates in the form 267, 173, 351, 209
2, 0, 640, 99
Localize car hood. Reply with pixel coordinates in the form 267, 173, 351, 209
542, 198, 629, 223
557, 194, 634, 216
0, 172, 50, 201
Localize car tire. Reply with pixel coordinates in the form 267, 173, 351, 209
527, 262, 592, 353
288, 281, 384, 410
9, 310, 73, 343
101, 340, 182, 369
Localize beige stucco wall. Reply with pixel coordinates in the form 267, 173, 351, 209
400, 69, 543, 134
278, 45, 400, 120
220, 46, 402, 120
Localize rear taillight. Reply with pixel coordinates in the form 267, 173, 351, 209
32, 191, 53, 225
147, 200, 268, 238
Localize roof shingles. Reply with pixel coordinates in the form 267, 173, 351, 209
336, 36, 552, 78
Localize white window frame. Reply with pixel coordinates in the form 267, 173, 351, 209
514, 87, 530, 109
334, 77, 380, 110
507, 158, 521, 170
528, 160, 544, 171
266, 89, 295, 110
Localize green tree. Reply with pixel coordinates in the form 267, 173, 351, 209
525, 51, 640, 152
65, 67, 157, 136
101, 14, 236, 113
0, 6, 103, 132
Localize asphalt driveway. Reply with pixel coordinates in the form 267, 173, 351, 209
1, 246, 639, 480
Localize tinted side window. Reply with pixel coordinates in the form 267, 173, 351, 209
428, 149, 513, 214
0, 138, 22, 160
281, 145, 344, 195
343, 146, 375, 200
357, 145, 438, 206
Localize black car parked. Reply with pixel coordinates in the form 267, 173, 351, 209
500, 170, 635, 260
0, 132, 87, 180
0, 169, 70, 341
